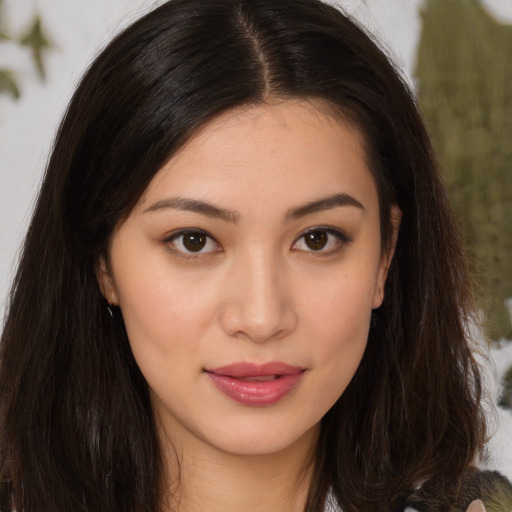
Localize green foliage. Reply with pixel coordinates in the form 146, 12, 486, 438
484, 477, 512, 512
0, 11, 8, 41
19, 15, 51, 80
498, 365, 512, 409
0, 1, 52, 98
472, 470, 512, 512
0, 68, 20, 98
0, 0, 19, 98
416, 0, 512, 339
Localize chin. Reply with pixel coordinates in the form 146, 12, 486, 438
198, 420, 320, 458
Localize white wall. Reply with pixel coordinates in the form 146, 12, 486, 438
0, 0, 164, 319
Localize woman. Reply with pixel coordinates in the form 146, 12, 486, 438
0, 0, 501, 510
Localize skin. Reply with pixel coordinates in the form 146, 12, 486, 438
98, 99, 400, 512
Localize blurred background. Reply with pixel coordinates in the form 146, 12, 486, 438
1, 0, 511, 478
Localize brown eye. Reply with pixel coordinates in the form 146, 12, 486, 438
304, 230, 328, 251
182, 232, 207, 252
292, 227, 348, 254
168, 230, 219, 255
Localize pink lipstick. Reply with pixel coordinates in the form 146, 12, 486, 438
205, 362, 305, 406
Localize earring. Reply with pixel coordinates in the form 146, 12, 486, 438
107, 304, 114, 318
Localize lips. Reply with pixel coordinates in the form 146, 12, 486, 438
205, 362, 305, 406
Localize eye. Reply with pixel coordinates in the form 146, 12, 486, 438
166, 230, 221, 255
292, 227, 348, 253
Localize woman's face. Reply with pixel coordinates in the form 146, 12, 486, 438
99, 100, 397, 457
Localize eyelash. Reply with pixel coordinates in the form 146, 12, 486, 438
163, 229, 222, 259
163, 226, 351, 259
291, 226, 351, 255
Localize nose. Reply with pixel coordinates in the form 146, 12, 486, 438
219, 251, 297, 343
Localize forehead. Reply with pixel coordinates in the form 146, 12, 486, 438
137, 99, 377, 214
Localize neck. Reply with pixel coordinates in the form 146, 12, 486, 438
159, 425, 319, 512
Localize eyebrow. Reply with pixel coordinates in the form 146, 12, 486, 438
144, 192, 363, 223
285, 193, 364, 220
144, 197, 240, 223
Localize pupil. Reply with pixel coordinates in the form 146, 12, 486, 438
305, 231, 327, 250
183, 233, 206, 252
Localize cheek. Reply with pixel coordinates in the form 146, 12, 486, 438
312, 291, 371, 370
298, 266, 376, 398
114, 271, 219, 409
302, 263, 376, 340
111, 251, 221, 366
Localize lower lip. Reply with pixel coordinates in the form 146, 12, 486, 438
206, 371, 304, 407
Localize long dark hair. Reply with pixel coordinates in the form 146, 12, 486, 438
0, 1, 486, 511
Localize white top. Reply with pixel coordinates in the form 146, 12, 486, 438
324, 492, 417, 512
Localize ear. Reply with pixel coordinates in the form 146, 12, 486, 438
372, 205, 402, 309
96, 255, 119, 306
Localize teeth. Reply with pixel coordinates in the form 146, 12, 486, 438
239, 375, 279, 382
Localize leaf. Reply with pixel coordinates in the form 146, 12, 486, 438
0, 0, 9, 40
498, 366, 512, 410
19, 14, 51, 80
0, 25, 10, 40
0, 68, 20, 99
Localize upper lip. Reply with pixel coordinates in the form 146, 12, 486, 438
205, 361, 305, 378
